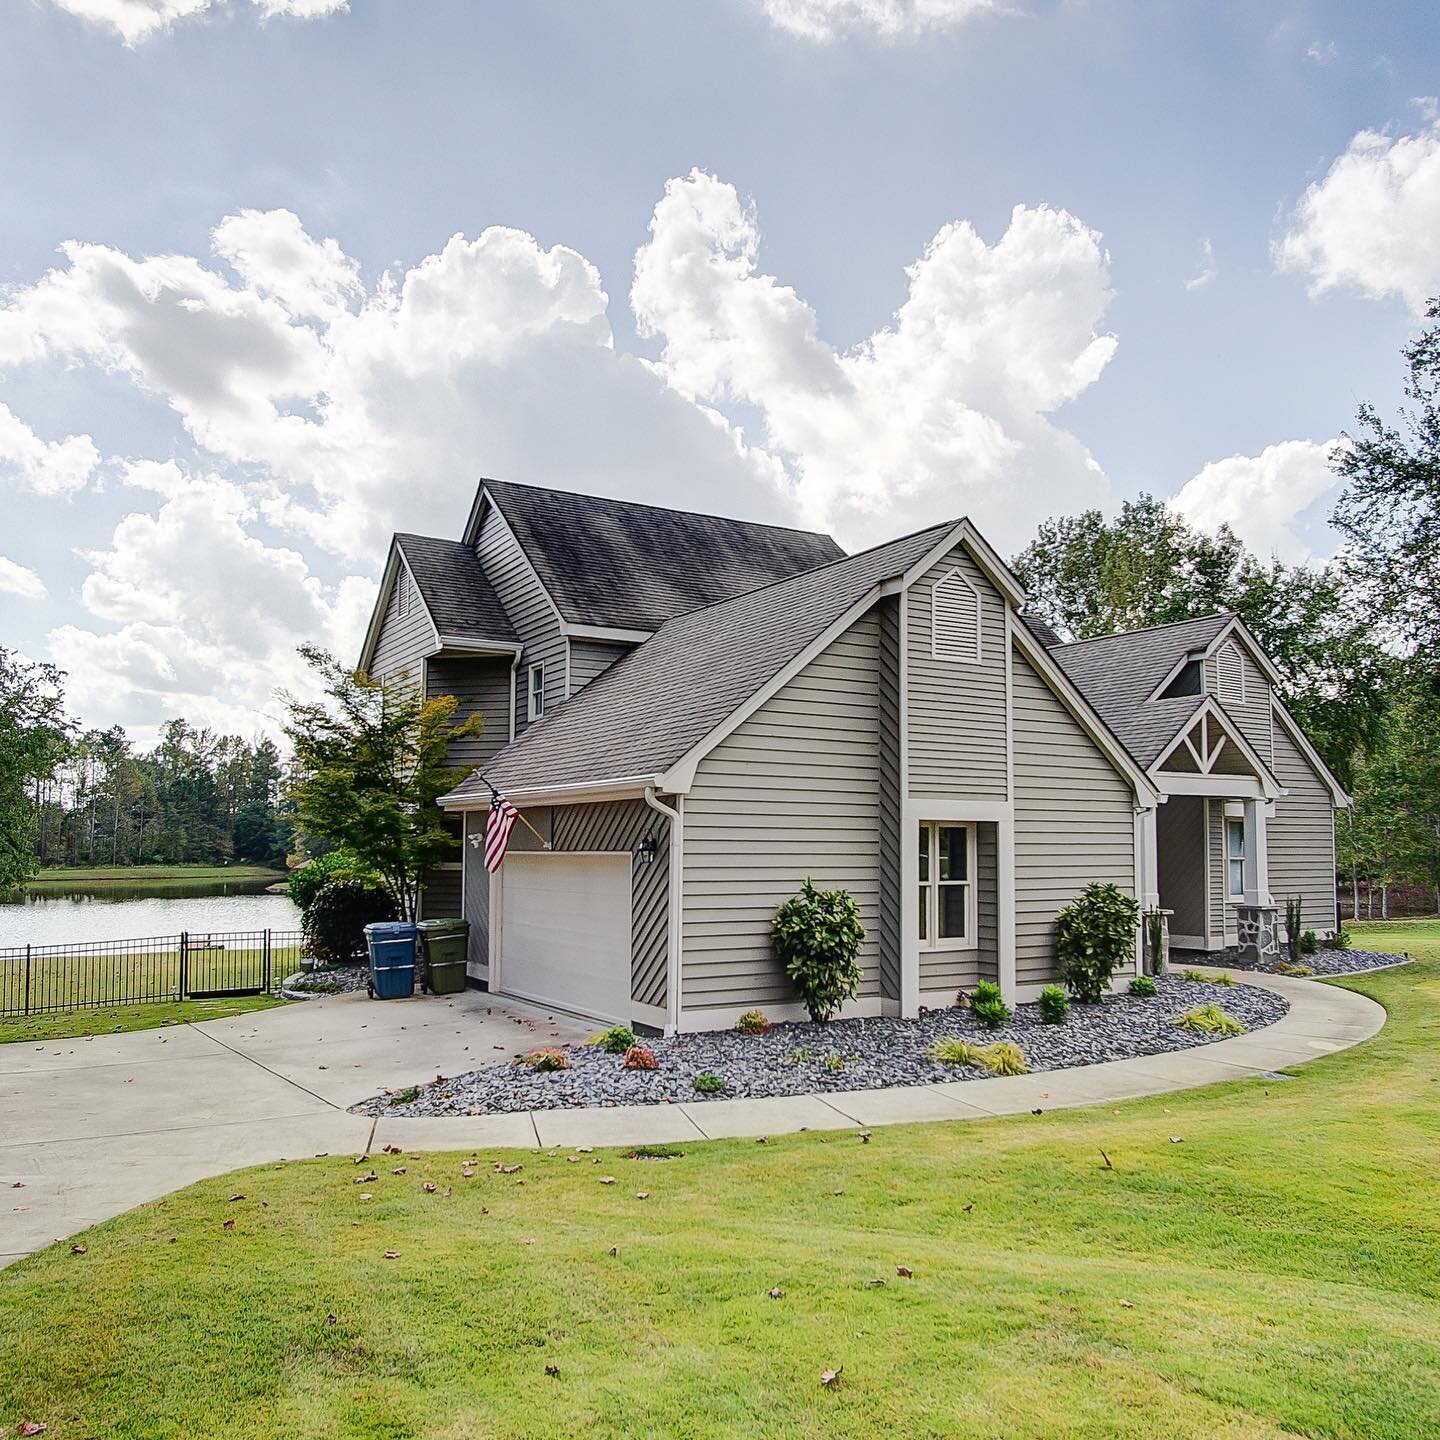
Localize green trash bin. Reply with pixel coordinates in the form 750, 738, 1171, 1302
417, 917, 470, 995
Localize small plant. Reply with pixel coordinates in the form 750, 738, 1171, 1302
691, 1071, 726, 1095
970, 979, 1011, 1029
1037, 984, 1069, 1024
1284, 896, 1304, 963
519, 1048, 570, 1072
821, 1051, 845, 1074
736, 1009, 772, 1035
1056, 882, 1141, 1003
977, 1041, 1029, 1075
1274, 961, 1314, 977
1144, 909, 1168, 976
926, 1036, 987, 1067
1213, 971, 1236, 987
785, 1046, 813, 1065
1323, 927, 1352, 951
1181, 968, 1206, 982
1173, 1004, 1247, 1037
1128, 974, 1158, 998
622, 1045, 658, 1071
388, 1085, 420, 1105
772, 877, 865, 1023
1300, 930, 1319, 956
628, 1144, 684, 1160
589, 1025, 637, 1055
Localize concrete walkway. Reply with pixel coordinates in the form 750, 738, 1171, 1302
0, 969, 1385, 1267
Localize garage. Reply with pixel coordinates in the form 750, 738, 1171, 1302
497, 851, 633, 1024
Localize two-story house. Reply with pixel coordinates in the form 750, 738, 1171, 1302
359, 478, 1348, 1034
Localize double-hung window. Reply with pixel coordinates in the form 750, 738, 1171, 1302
528, 663, 545, 722
918, 823, 975, 947
1225, 818, 1246, 898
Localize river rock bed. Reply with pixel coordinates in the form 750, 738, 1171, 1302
281, 964, 370, 998
1248, 948, 1411, 978
353, 975, 1288, 1116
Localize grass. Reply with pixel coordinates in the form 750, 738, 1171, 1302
1172, 1003, 1247, 1036
22, 864, 286, 888
0, 995, 285, 1045
2, 929, 1438, 1438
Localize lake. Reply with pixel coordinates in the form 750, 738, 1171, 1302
1, 878, 302, 948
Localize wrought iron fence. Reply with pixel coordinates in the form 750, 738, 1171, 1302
0, 929, 304, 1017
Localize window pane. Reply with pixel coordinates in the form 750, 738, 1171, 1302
1226, 821, 1245, 859
939, 827, 968, 882
939, 883, 968, 939
1229, 858, 1245, 896
918, 886, 929, 941
918, 826, 929, 883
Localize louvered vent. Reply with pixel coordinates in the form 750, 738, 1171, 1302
1217, 641, 1245, 704
932, 568, 982, 661
396, 562, 413, 617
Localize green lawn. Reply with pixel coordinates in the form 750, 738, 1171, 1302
23, 864, 286, 888
0, 994, 285, 1045
1, 933, 1437, 1438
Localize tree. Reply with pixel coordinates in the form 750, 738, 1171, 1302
282, 647, 482, 922
1012, 494, 1387, 787
1332, 297, 1440, 694
0, 648, 73, 891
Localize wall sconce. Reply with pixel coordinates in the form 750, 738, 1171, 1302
633, 835, 658, 865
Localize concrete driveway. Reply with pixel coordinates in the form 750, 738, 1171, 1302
0, 990, 589, 1266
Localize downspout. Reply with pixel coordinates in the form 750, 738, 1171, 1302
644, 785, 683, 1036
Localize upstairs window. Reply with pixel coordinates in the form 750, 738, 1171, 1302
931, 568, 982, 662
528, 663, 545, 722
1217, 641, 1246, 706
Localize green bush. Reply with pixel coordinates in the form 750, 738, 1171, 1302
388, 1085, 420, 1105
1056, 882, 1141, 1003
1300, 930, 1319, 956
589, 1026, 636, 1055
1128, 974, 1158, 998
977, 1041, 1029, 1076
1284, 897, 1305, 963
1173, 1004, 1246, 1037
969, 979, 1011, 1029
772, 877, 865, 1023
926, 1037, 986, 1067
288, 851, 376, 912
1324, 927, 1352, 951
691, 1072, 726, 1095
736, 1009, 771, 1035
1037, 984, 1069, 1024
301, 877, 396, 968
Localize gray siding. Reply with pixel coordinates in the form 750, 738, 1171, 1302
682, 610, 884, 1012
369, 557, 433, 685
876, 597, 903, 1002
1208, 800, 1236, 943
1157, 794, 1207, 939
474, 504, 566, 735
426, 656, 513, 771
419, 866, 462, 920
1012, 649, 1137, 986
569, 639, 633, 696
1205, 642, 1273, 767
906, 544, 1008, 801
462, 811, 489, 977
918, 820, 998, 993
1269, 718, 1338, 934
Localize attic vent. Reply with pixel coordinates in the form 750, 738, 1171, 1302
931, 568, 982, 662
396, 562, 413, 617
1217, 641, 1246, 705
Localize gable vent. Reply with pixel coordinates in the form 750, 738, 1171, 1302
1217, 641, 1245, 705
395, 561, 413, 617
931, 568, 982, 662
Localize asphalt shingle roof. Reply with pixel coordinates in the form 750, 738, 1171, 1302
395, 533, 518, 645
482, 478, 845, 632
445, 521, 957, 801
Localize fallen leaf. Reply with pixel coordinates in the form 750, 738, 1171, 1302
496, 1163, 523, 1175
600, 1176, 616, 1185
896, 1265, 913, 1278
820, 1367, 843, 1388
1169, 1136, 1184, 1144
1031, 1108, 1044, 1116
544, 1363, 560, 1377
1119, 1299, 1135, 1308
962, 1202, 974, 1213
391, 1167, 407, 1176
867, 1278, 886, 1287
635, 1192, 650, 1200
422, 1182, 438, 1193
442, 1187, 453, 1197
19, 1422, 48, 1436
833, 1189, 844, 1196
1099, 1149, 1113, 1170
353, 1173, 377, 1185
755, 1136, 768, 1145
228, 1194, 245, 1203
768, 1287, 785, 1299
222, 1219, 236, 1230
325, 1313, 338, 1325
359, 1193, 373, 1201
859, 1132, 871, 1144
69, 1244, 87, 1255
382, 1144, 403, 1155
383, 1250, 400, 1260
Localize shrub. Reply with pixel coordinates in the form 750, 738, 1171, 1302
1181, 968, 1205, 982
821, 1051, 845, 1074
1284, 897, 1304, 963
622, 1045, 658, 1071
1300, 930, 1319, 956
1037, 984, 1069, 1024
589, 1025, 636, 1055
772, 877, 865, 1023
691, 1072, 726, 1095
288, 850, 375, 912
1128, 974, 1158, 998
969, 979, 1011, 1029
926, 1036, 987, 1067
1274, 961, 1314, 977
519, 1048, 570, 1072
1324, 927, 1352, 951
388, 1085, 420, 1105
1143, 909, 1168, 976
977, 1041, 1029, 1076
1173, 1004, 1247, 1037
302, 877, 396, 968
736, 1009, 772, 1035
785, 1046, 812, 1065
1056, 882, 1141, 1003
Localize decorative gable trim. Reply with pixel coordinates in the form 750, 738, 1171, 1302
931, 567, 983, 662
1148, 697, 1281, 799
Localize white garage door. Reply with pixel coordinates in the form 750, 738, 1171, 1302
500, 852, 633, 1023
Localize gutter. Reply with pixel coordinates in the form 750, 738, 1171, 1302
643, 785, 683, 1036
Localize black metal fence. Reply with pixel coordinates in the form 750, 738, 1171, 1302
0, 929, 303, 1017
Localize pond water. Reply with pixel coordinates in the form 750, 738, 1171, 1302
0, 879, 302, 948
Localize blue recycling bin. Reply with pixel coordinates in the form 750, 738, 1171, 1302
364, 921, 418, 999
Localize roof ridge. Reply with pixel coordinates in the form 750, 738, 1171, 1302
1053, 610, 1236, 649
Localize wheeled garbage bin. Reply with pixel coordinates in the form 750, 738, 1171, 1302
364, 921, 418, 999
417, 917, 469, 995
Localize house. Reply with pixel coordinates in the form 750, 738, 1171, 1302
358, 478, 1347, 1034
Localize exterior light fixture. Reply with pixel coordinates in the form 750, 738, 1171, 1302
633, 835, 658, 865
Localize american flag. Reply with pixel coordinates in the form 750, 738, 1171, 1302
483, 791, 520, 873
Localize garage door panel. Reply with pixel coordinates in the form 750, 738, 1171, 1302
501, 853, 632, 1023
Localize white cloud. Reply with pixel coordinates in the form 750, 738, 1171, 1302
759, 0, 999, 40
632, 169, 1117, 550
44, 0, 345, 45
0, 401, 99, 496
1305, 40, 1337, 64
0, 556, 47, 601
1275, 112, 1440, 313
1184, 237, 1216, 291
1169, 438, 1345, 563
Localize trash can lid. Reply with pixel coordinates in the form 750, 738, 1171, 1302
417, 917, 469, 935
364, 921, 418, 938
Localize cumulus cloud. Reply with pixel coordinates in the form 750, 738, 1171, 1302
1170, 438, 1345, 563
0, 402, 99, 496
1275, 111, 1440, 313
632, 169, 1117, 549
44, 0, 346, 45
0, 556, 47, 601
759, 0, 999, 40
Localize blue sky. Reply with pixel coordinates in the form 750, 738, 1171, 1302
2, 0, 1437, 739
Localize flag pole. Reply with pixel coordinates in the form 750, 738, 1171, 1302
481, 776, 551, 850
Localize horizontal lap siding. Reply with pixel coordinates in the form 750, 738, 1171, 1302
1013, 650, 1136, 986
569, 639, 632, 695
877, 597, 903, 1001
918, 821, 998, 993
682, 611, 883, 1011
420, 867, 462, 920
1208, 800, 1234, 942
370, 559, 433, 686
426, 657, 512, 772
1269, 721, 1338, 934
462, 812, 489, 975
906, 546, 1008, 801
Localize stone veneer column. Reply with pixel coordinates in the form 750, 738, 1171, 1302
1235, 904, 1280, 963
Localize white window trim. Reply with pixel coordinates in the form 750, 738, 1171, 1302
527, 662, 545, 722
918, 821, 978, 952
931, 567, 983, 663
1225, 817, 1246, 899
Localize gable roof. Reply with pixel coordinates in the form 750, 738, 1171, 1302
394, 534, 518, 646
443, 521, 959, 804
470, 478, 846, 633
